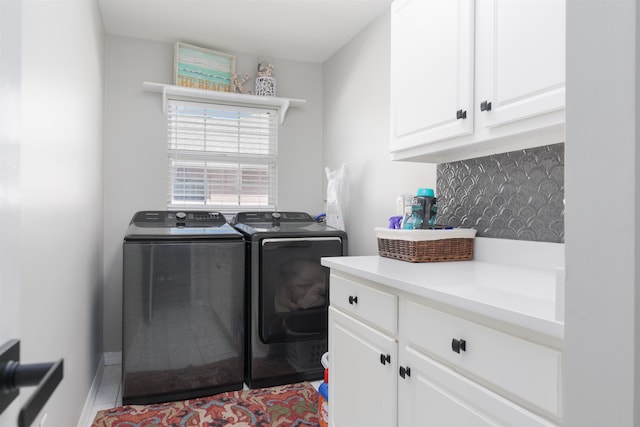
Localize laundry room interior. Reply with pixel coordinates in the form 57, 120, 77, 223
1, 0, 639, 426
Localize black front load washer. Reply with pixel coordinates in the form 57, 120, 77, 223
122, 211, 245, 404
232, 211, 347, 388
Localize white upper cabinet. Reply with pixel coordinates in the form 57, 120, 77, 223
390, 0, 474, 152
475, 0, 566, 129
390, 0, 566, 163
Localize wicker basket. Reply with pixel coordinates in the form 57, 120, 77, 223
375, 227, 476, 263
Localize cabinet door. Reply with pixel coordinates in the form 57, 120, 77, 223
390, 0, 474, 152
329, 307, 397, 427
404, 300, 562, 417
475, 0, 565, 128
397, 345, 559, 427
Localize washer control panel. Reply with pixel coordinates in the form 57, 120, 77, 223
132, 211, 226, 227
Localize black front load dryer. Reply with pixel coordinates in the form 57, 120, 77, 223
232, 211, 347, 388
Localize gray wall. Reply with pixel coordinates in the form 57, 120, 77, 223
0, 1, 105, 426
103, 35, 325, 351
323, 9, 434, 256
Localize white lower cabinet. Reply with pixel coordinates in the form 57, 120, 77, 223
398, 346, 556, 427
328, 272, 562, 427
329, 307, 397, 427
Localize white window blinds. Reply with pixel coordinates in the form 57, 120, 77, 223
167, 99, 278, 210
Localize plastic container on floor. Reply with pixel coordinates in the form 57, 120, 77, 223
318, 377, 329, 427
318, 353, 329, 426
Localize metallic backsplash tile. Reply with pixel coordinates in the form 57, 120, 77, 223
436, 143, 564, 243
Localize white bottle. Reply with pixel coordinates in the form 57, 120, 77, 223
396, 195, 405, 216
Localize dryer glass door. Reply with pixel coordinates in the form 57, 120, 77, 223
259, 237, 342, 344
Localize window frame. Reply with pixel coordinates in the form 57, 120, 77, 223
166, 98, 278, 212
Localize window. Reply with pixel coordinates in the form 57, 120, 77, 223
167, 99, 278, 211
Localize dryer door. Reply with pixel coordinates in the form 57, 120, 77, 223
259, 237, 343, 344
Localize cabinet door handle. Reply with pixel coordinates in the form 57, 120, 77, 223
348, 295, 358, 305
451, 338, 467, 353
480, 100, 492, 111
399, 366, 411, 379
380, 353, 391, 365
456, 109, 467, 120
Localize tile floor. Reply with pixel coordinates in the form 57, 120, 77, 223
84, 363, 122, 427
83, 361, 322, 426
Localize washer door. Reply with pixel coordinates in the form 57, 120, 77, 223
259, 237, 343, 344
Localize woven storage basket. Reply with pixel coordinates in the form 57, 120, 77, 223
375, 227, 477, 263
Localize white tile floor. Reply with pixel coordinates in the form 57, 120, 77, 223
84, 363, 122, 427
83, 361, 322, 426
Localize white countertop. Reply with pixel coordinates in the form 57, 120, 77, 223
321, 254, 564, 340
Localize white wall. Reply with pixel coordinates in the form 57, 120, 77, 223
102, 35, 324, 351
0, 1, 22, 425
0, 0, 21, 343
565, 0, 639, 424
0, 1, 105, 426
323, 9, 434, 256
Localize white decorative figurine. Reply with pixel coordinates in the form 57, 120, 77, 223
255, 61, 276, 96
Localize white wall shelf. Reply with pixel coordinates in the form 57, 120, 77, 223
142, 81, 306, 125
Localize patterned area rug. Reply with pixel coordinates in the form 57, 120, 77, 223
91, 382, 318, 427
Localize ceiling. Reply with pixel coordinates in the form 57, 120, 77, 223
97, 0, 393, 63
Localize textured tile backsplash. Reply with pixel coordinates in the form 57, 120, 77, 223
436, 143, 564, 243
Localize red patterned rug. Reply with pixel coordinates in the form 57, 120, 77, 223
91, 382, 318, 427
